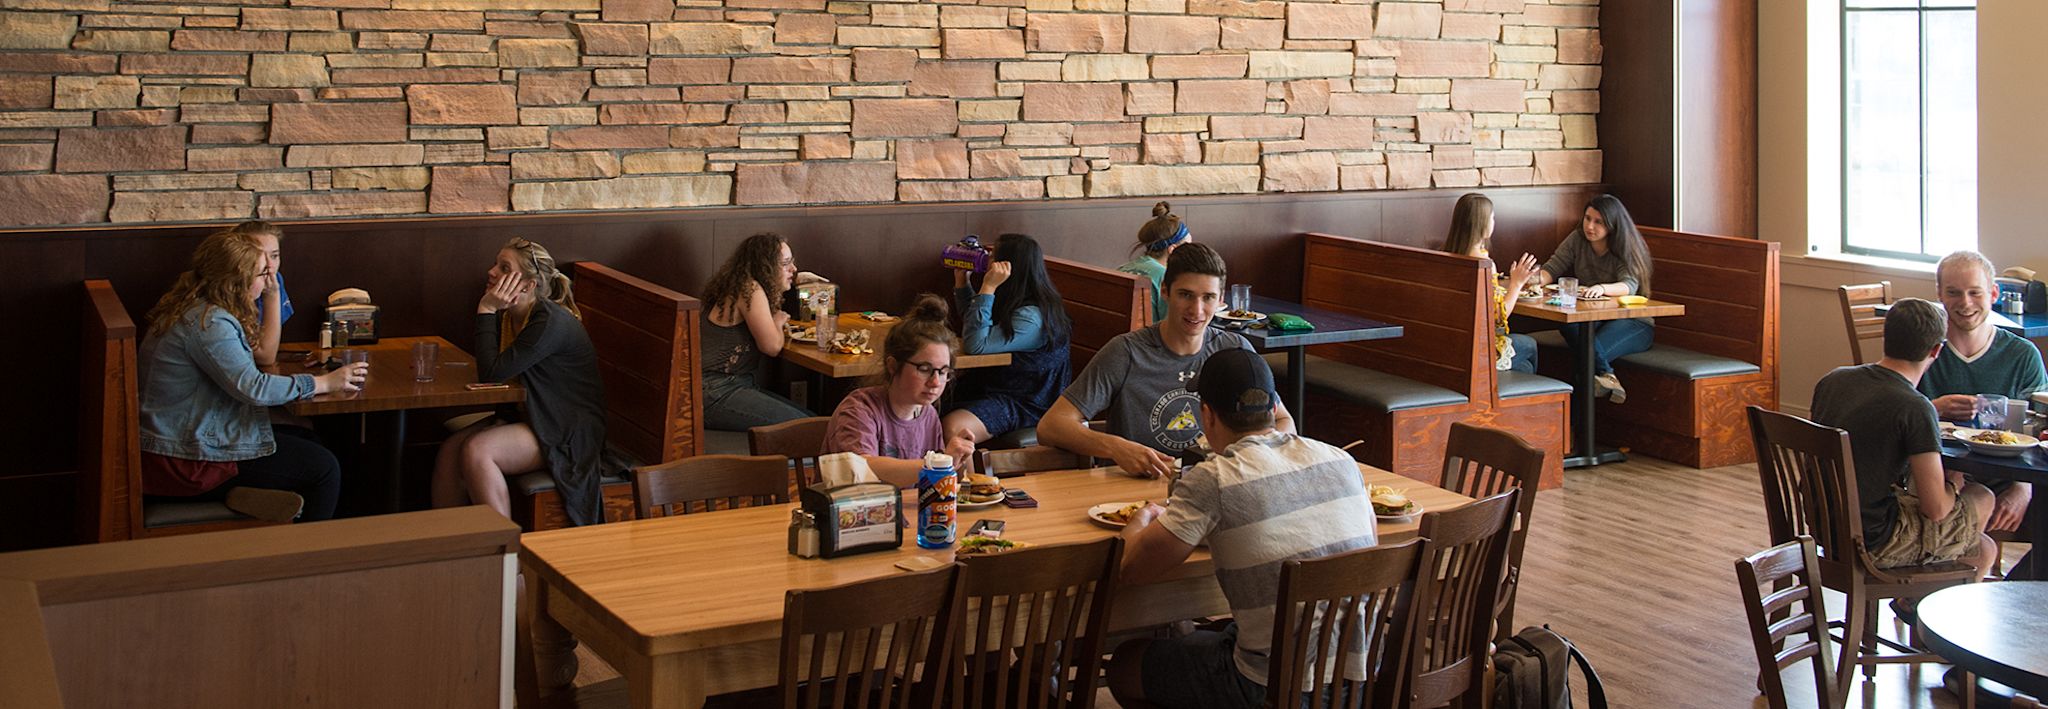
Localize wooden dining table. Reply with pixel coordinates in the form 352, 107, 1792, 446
779, 312, 1012, 380
518, 464, 1472, 709
274, 336, 523, 512
1512, 296, 1686, 468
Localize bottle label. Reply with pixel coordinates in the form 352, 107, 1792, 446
917, 468, 957, 548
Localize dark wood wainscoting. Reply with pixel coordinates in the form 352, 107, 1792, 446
0, 184, 1601, 549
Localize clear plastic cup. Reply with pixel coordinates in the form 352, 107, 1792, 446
1557, 277, 1580, 308
1229, 284, 1252, 315
412, 341, 439, 382
1976, 394, 2010, 431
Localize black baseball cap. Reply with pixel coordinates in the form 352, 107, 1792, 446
1187, 348, 1278, 414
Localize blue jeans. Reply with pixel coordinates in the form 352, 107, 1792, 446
1507, 333, 1538, 373
703, 371, 811, 432
1559, 318, 1654, 375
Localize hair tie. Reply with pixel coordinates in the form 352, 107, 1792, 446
1153, 222, 1191, 252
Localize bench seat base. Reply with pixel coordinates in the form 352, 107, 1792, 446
1530, 334, 1773, 468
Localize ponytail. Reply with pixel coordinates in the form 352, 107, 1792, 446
876, 293, 959, 387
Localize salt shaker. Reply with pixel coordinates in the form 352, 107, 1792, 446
787, 509, 819, 558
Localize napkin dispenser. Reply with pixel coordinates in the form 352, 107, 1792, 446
1999, 268, 2046, 315
798, 481, 904, 558
324, 288, 379, 344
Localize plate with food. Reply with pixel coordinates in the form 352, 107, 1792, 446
787, 326, 817, 343
1088, 501, 1149, 529
827, 329, 873, 355
1213, 309, 1266, 323
1951, 427, 2040, 457
1369, 484, 1420, 521
957, 536, 1031, 557
958, 474, 1006, 509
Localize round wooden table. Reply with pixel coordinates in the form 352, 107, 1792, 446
1917, 581, 2048, 697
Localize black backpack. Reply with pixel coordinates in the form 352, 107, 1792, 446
1492, 625, 1607, 709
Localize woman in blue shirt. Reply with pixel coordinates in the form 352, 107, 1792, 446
947, 233, 1074, 445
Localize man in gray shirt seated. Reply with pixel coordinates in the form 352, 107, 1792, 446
1038, 243, 1294, 479
1810, 298, 1996, 581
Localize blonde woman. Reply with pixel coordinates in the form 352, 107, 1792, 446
138, 230, 366, 522
430, 239, 607, 525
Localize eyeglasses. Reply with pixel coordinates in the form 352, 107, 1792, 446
906, 361, 954, 381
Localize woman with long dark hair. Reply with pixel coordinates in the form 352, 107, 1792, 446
947, 233, 1074, 444
1535, 193, 1656, 402
700, 232, 810, 431
1442, 193, 1539, 373
1118, 201, 1192, 323
824, 294, 975, 488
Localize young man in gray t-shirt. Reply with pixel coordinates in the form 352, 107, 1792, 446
1038, 243, 1294, 478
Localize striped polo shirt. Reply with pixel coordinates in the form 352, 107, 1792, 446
1157, 430, 1380, 688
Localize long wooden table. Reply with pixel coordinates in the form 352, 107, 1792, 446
779, 313, 1011, 380
519, 464, 1472, 709
1512, 297, 1686, 468
274, 336, 524, 512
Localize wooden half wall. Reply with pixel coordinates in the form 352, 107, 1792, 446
0, 185, 1602, 550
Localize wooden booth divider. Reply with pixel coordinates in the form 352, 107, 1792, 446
1044, 255, 1152, 372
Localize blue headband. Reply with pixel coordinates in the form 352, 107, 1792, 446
1151, 222, 1191, 252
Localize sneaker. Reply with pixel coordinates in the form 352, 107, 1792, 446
1593, 372, 1627, 404
225, 487, 305, 523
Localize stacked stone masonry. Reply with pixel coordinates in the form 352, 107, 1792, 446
0, 0, 1601, 227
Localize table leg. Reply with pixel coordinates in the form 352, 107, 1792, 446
521, 570, 580, 702
1562, 324, 1626, 468
1285, 345, 1307, 422
630, 652, 706, 709
2021, 491, 2048, 581
382, 409, 408, 513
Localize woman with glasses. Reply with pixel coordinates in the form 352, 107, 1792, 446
823, 294, 975, 488
701, 232, 811, 431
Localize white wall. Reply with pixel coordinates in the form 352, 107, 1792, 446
1757, 0, 2045, 415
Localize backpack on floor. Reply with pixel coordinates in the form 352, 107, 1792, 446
1491, 625, 1607, 709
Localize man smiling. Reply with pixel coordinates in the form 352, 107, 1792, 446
1919, 250, 2046, 537
1037, 243, 1294, 479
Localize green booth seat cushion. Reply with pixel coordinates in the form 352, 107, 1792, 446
143, 500, 249, 528
1499, 370, 1572, 398
1527, 331, 1759, 380
1263, 353, 1470, 413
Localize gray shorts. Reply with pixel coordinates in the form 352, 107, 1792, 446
1138, 625, 1267, 709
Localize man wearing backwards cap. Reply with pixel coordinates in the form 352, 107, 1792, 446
1106, 349, 1378, 709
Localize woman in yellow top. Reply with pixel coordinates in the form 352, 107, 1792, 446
1442, 193, 1538, 373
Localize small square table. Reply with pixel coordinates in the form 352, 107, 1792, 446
1211, 294, 1405, 419
1512, 297, 1686, 468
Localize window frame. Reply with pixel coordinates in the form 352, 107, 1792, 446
1837, 0, 1976, 261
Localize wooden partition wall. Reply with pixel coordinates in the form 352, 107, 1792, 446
0, 507, 519, 707
1, 185, 1601, 549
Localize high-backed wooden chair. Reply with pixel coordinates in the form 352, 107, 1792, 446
1438, 422, 1547, 641
1735, 537, 1837, 709
1268, 539, 1424, 709
751, 416, 833, 490
778, 565, 958, 709
78, 280, 275, 542
1746, 406, 1975, 701
1396, 490, 1518, 709
1838, 281, 1893, 366
933, 537, 1122, 709
976, 446, 1091, 478
631, 454, 791, 519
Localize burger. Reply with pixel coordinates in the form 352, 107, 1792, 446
961, 474, 1004, 504
1368, 484, 1415, 517
957, 536, 1023, 556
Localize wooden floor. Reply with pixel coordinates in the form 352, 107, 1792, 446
557, 455, 2030, 708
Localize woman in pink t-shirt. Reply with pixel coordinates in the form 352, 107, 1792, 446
824, 294, 975, 488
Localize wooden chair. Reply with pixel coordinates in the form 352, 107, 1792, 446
1837, 281, 1893, 366
1438, 422, 1547, 641
751, 416, 833, 490
1735, 537, 1837, 709
1396, 489, 1519, 709
1268, 539, 1425, 709
778, 564, 958, 709
1746, 406, 1976, 702
933, 537, 1123, 709
976, 445, 1092, 478
631, 454, 791, 519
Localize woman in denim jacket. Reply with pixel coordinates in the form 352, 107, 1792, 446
139, 230, 367, 522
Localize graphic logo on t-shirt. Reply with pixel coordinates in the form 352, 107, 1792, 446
1149, 386, 1203, 452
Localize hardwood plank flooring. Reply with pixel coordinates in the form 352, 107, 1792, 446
554, 456, 2031, 708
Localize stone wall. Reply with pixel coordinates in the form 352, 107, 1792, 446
0, 0, 1600, 228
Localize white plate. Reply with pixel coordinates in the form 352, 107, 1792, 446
1213, 311, 1265, 323
1088, 502, 1145, 529
1375, 503, 1424, 523
1950, 427, 2039, 457
957, 495, 1005, 510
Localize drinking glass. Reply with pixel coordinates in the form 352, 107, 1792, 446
1229, 284, 1252, 315
1976, 394, 2009, 431
341, 349, 370, 384
411, 341, 439, 382
1556, 277, 1580, 308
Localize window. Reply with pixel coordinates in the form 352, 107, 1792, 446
1840, 0, 1975, 259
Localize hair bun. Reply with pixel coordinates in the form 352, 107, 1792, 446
1151, 201, 1171, 218
905, 293, 949, 323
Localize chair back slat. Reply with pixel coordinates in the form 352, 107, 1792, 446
633, 454, 792, 518
935, 537, 1122, 709
780, 565, 956, 709
752, 416, 833, 490
1268, 539, 1424, 709
1400, 490, 1518, 709
1836, 281, 1892, 365
1735, 537, 1835, 709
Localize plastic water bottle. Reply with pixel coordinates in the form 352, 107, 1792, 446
916, 452, 957, 549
